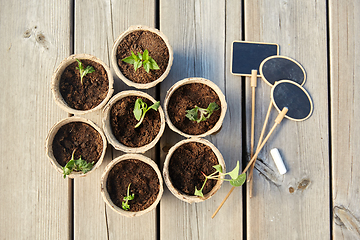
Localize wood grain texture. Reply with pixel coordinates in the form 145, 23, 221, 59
0, 1, 71, 239
245, 0, 330, 239
330, 1, 360, 239
73, 0, 158, 239
160, 0, 243, 239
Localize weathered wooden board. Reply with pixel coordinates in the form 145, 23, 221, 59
330, 1, 360, 239
245, 1, 330, 239
0, 1, 71, 239
73, 0, 159, 239
160, 0, 244, 239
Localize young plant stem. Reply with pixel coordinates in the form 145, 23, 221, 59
185, 102, 219, 123
135, 115, 146, 128
122, 183, 135, 211
133, 98, 160, 128
76, 59, 95, 85
198, 173, 209, 194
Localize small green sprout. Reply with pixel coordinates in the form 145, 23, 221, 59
62, 150, 94, 178
185, 102, 220, 123
194, 161, 246, 197
76, 59, 95, 85
122, 49, 160, 73
133, 98, 160, 128
122, 183, 135, 211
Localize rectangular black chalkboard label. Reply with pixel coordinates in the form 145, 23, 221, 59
231, 41, 279, 77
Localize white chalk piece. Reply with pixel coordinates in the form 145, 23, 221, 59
270, 148, 287, 174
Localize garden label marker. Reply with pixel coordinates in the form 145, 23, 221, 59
230, 41, 279, 196
249, 55, 307, 196
212, 80, 313, 218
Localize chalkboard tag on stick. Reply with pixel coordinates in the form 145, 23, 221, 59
260, 56, 306, 87
231, 41, 279, 77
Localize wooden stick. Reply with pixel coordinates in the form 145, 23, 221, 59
250, 70, 257, 197
256, 100, 273, 152
248, 70, 257, 198
211, 107, 288, 219
250, 70, 257, 158
248, 100, 273, 197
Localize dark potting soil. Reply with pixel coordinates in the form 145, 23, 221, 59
167, 83, 221, 135
106, 159, 160, 212
60, 59, 109, 110
168, 142, 219, 195
116, 30, 169, 84
110, 96, 161, 147
52, 122, 103, 167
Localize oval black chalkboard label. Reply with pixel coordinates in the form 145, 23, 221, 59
260, 56, 306, 86
231, 41, 279, 76
271, 80, 313, 121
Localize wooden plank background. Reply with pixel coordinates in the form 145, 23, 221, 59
2, 0, 360, 239
330, 0, 360, 239
0, 1, 71, 239
159, 0, 244, 239
245, 0, 330, 239
72, 0, 158, 239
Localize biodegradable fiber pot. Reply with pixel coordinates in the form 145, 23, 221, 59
111, 25, 173, 89
51, 54, 114, 115
102, 90, 165, 153
101, 154, 163, 217
46, 117, 107, 178
163, 138, 226, 203
164, 77, 227, 138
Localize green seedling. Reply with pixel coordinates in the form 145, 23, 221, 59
76, 59, 95, 85
62, 150, 94, 178
133, 98, 160, 128
122, 183, 135, 211
122, 49, 160, 73
185, 102, 220, 123
194, 161, 246, 197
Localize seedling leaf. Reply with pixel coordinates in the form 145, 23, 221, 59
122, 201, 130, 211
62, 150, 94, 178
230, 173, 246, 187
227, 161, 240, 180
213, 165, 223, 173
133, 98, 160, 128
207, 102, 220, 114
149, 57, 160, 70
131, 51, 138, 60
76, 59, 95, 85
185, 106, 199, 122
122, 49, 160, 73
133, 99, 142, 121
122, 56, 135, 65
143, 61, 150, 73
134, 60, 142, 72
137, 52, 142, 60
194, 187, 204, 197
143, 49, 149, 61
185, 102, 220, 123
148, 101, 160, 111
74, 158, 94, 174
63, 160, 74, 177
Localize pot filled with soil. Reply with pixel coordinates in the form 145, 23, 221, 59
163, 138, 225, 203
51, 54, 114, 115
46, 117, 107, 178
101, 154, 163, 217
111, 25, 173, 89
102, 90, 165, 153
164, 77, 227, 138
